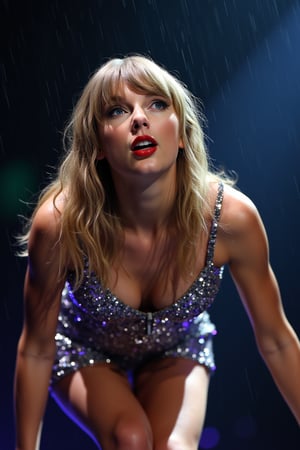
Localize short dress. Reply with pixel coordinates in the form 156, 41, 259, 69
51, 183, 224, 384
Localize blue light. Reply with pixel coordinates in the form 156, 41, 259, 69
199, 426, 220, 449
233, 415, 257, 439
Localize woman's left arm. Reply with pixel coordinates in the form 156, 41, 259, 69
226, 190, 300, 425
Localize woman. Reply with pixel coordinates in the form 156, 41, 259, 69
14, 55, 300, 450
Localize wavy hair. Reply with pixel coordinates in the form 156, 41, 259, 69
19, 55, 232, 288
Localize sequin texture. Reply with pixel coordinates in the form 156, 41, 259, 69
52, 183, 224, 383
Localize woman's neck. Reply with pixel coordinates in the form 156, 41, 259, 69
113, 170, 177, 233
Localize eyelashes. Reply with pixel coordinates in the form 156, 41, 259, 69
107, 107, 125, 118
151, 99, 169, 110
105, 98, 170, 119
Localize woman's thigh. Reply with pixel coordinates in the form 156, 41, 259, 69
135, 357, 210, 450
51, 363, 153, 450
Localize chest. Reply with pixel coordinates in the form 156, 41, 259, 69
106, 229, 218, 311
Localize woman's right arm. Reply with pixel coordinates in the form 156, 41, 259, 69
14, 200, 66, 450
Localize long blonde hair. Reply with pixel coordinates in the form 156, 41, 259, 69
19, 55, 230, 288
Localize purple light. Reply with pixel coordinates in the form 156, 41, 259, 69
199, 426, 220, 449
233, 415, 257, 439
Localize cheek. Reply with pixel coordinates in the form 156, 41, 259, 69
100, 124, 114, 142
163, 114, 181, 144
99, 125, 118, 155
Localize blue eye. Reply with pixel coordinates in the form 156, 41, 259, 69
151, 100, 168, 110
108, 107, 125, 117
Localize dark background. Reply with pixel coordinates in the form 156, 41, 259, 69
1, 0, 300, 448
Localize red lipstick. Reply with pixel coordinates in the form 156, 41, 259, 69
131, 135, 158, 157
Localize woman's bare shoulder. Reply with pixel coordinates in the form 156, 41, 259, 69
220, 184, 262, 234
208, 183, 269, 268
29, 191, 66, 249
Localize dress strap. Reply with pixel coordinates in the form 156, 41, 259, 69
205, 182, 224, 266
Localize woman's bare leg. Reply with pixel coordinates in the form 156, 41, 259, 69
51, 363, 153, 450
135, 358, 210, 450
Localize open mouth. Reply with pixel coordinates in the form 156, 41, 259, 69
132, 140, 157, 151
131, 135, 158, 157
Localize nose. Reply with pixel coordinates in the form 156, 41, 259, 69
131, 106, 149, 133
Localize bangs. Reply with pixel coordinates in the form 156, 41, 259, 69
94, 57, 174, 119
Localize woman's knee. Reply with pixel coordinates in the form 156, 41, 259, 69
112, 416, 153, 450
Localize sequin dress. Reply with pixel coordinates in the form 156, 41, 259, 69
51, 183, 224, 383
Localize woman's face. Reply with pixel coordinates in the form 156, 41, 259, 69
98, 83, 183, 183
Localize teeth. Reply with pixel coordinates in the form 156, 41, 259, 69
133, 140, 155, 150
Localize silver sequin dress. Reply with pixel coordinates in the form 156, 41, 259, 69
51, 183, 224, 383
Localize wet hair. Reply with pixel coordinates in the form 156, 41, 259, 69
19, 54, 232, 288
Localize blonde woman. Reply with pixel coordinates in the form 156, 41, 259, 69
14, 55, 300, 450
